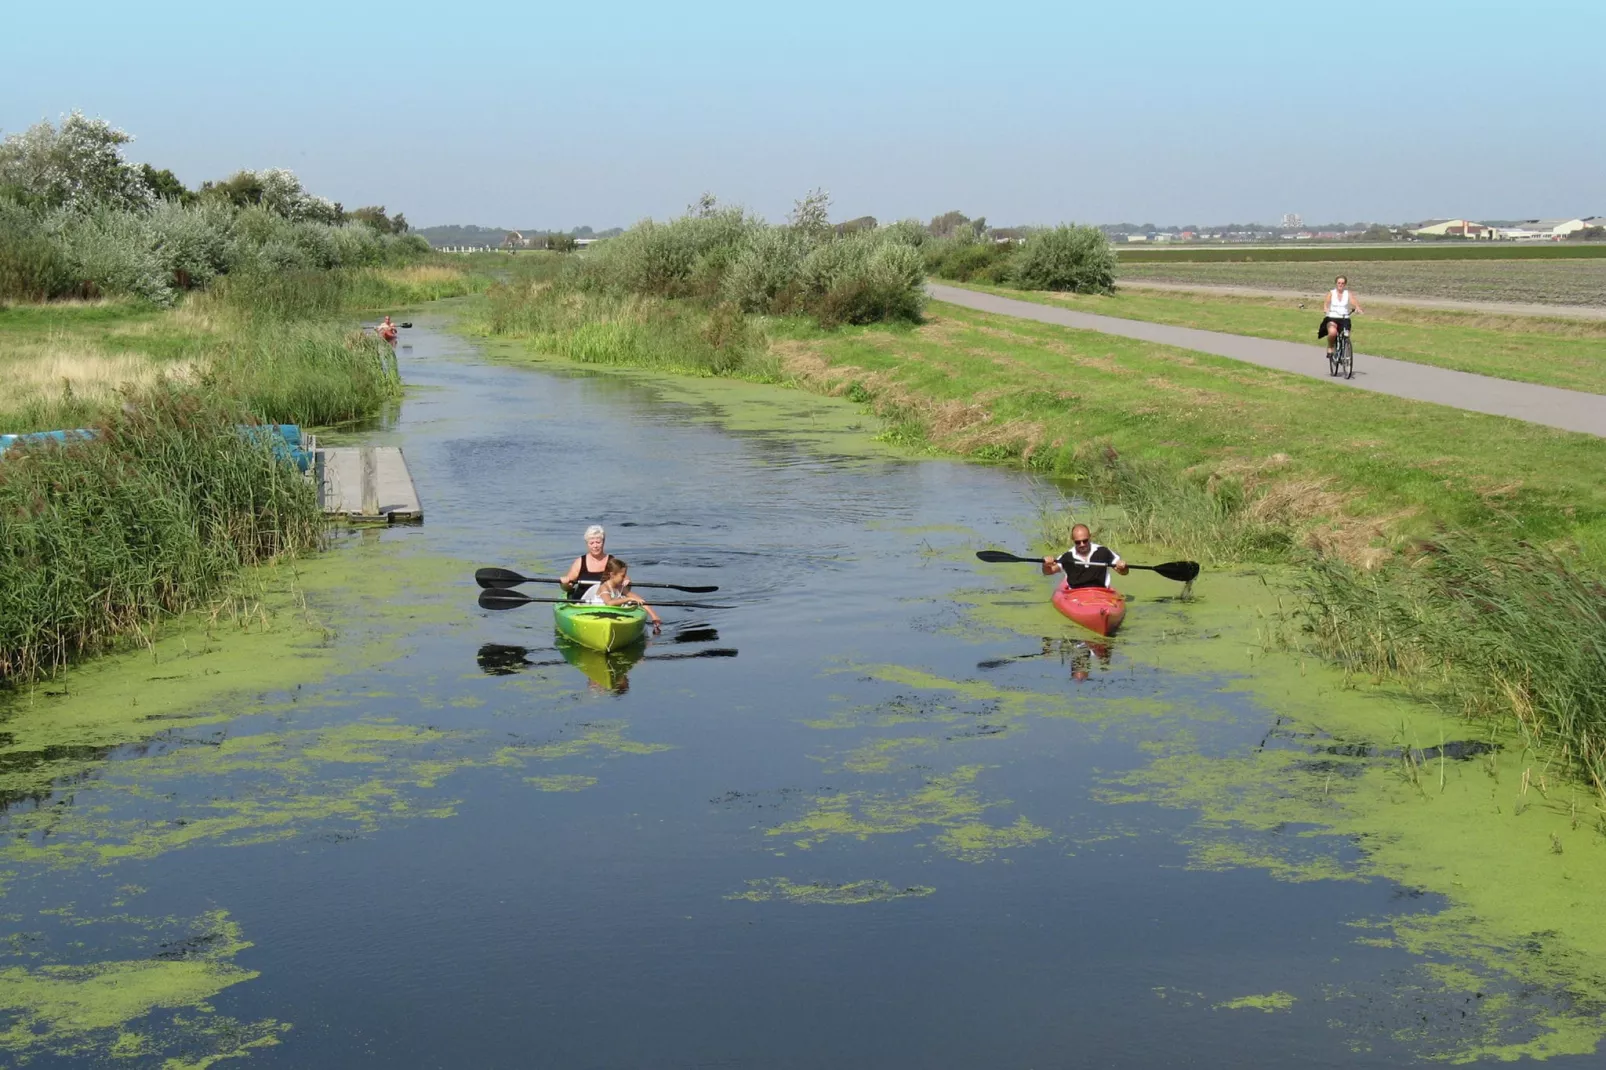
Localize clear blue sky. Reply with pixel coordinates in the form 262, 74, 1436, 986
4, 1, 1601, 228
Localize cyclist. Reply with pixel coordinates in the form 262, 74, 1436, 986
1316, 275, 1363, 362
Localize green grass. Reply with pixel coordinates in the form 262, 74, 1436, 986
1117, 243, 1606, 262
945, 284, 1606, 395
794, 302, 1606, 559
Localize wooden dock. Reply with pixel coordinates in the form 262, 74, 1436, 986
318, 446, 423, 523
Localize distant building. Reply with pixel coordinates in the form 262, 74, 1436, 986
1412, 218, 1496, 239
1499, 218, 1589, 240
1281, 212, 1303, 230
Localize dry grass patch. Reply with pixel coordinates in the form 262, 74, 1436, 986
1, 342, 198, 418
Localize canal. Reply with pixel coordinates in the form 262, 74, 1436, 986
1, 313, 1597, 1067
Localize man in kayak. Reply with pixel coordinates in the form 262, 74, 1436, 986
561, 524, 627, 601
376, 316, 399, 344
1042, 525, 1128, 588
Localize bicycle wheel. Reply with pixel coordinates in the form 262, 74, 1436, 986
1327, 342, 1339, 376
1340, 334, 1354, 379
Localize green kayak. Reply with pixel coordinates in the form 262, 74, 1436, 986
553, 602, 648, 653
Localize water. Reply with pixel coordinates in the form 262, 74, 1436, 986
0, 317, 1590, 1067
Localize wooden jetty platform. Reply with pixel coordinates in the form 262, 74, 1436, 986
318, 446, 423, 523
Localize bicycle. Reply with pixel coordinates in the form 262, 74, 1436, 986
1328, 327, 1353, 379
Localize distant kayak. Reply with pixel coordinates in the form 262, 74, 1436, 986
1052, 585, 1126, 637
553, 602, 648, 653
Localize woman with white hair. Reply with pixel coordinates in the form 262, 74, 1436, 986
560, 524, 624, 601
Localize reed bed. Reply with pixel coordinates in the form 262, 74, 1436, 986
209, 322, 401, 426
467, 283, 779, 379
0, 387, 321, 682
1295, 537, 1606, 796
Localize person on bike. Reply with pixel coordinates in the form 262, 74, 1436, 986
1316, 275, 1363, 360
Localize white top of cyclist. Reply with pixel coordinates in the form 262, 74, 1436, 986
1326, 288, 1354, 317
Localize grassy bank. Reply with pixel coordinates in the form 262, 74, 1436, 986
466, 284, 1606, 796
0, 388, 322, 679
1116, 243, 1606, 262
949, 283, 1606, 394
0, 263, 482, 433
1116, 258, 1606, 306
0, 261, 483, 683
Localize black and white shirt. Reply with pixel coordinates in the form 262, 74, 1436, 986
1056, 543, 1121, 589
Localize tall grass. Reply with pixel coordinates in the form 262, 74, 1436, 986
468, 284, 777, 379
207, 264, 479, 322
209, 323, 401, 425
0, 387, 321, 682
1039, 447, 1310, 563
1294, 536, 1606, 797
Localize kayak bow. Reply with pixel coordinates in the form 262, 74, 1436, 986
1051, 585, 1126, 637
553, 602, 649, 652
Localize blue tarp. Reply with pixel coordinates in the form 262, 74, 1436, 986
0, 424, 312, 472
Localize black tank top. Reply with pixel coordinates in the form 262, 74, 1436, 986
571, 554, 614, 600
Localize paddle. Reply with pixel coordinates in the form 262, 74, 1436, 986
474, 566, 719, 594
974, 549, 1200, 583
477, 588, 732, 611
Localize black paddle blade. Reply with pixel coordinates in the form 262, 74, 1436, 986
976, 550, 1040, 564
1147, 560, 1201, 583
478, 588, 537, 610
475, 566, 530, 589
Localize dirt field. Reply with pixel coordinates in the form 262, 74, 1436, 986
1117, 259, 1606, 307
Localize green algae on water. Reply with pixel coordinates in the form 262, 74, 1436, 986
525, 774, 599, 792
728, 878, 936, 905
0, 909, 286, 1066
770, 765, 1050, 862
1216, 992, 1296, 1013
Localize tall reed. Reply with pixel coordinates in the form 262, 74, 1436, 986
0, 386, 321, 682
208, 322, 401, 426
1295, 536, 1606, 796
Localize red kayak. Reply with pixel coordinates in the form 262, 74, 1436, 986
1052, 584, 1126, 637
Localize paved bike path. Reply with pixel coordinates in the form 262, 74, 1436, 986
927, 283, 1606, 438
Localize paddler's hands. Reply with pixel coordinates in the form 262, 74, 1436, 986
1115, 563, 1129, 576
1041, 556, 1060, 576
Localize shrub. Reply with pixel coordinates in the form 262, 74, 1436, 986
150, 200, 233, 289
0, 203, 77, 301
925, 237, 1015, 283
722, 227, 808, 312
1009, 224, 1116, 293
48, 207, 173, 304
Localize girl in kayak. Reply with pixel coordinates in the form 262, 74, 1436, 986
561, 524, 627, 601
580, 558, 662, 633
1042, 524, 1129, 588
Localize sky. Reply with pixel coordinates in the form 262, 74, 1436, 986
4, 1, 1602, 229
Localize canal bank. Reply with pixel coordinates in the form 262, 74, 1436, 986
2, 315, 1603, 1067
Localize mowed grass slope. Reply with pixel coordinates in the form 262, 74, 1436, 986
786, 301, 1606, 559
949, 285, 1606, 394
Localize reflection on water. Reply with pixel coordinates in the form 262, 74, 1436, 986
1, 317, 1597, 1068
